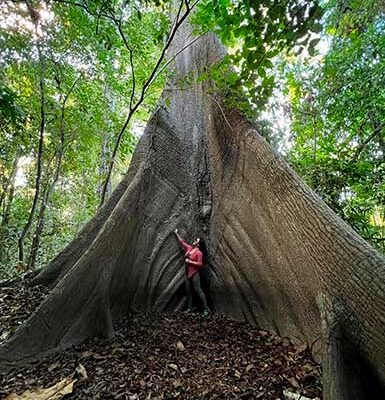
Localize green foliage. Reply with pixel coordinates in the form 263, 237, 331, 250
193, 0, 323, 116
286, 0, 385, 251
0, 83, 25, 127
0, 0, 171, 277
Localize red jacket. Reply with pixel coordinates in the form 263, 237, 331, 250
177, 238, 203, 278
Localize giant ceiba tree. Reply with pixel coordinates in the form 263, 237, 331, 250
1, 11, 385, 400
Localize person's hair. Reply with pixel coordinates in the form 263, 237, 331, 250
197, 238, 209, 264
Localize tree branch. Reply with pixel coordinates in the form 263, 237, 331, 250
209, 94, 234, 133
115, 21, 136, 112
99, 0, 201, 206
42, 0, 202, 206
351, 124, 384, 162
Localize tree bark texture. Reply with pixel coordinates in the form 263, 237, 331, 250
2, 26, 385, 397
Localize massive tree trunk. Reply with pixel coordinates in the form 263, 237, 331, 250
2, 23, 385, 399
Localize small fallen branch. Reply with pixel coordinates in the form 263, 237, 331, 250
5, 377, 76, 400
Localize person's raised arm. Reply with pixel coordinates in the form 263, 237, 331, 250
174, 228, 191, 251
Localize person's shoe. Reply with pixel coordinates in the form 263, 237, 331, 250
202, 308, 210, 317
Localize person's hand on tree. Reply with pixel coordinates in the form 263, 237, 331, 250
174, 228, 178, 235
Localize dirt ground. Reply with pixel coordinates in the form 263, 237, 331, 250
0, 274, 322, 399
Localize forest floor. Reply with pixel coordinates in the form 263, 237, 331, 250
0, 275, 322, 400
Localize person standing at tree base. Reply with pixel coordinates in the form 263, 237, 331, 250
174, 228, 210, 316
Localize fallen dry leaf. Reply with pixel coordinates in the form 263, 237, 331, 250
245, 364, 255, 372
168, 363, 178, 371
47, 362, 59, 372
92, 353, 106, 360
76, 363, 88, 380
173, 379, 182, 388
176, 341, 185, 351
5, 377, 76, 400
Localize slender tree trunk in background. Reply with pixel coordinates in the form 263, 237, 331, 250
17, 102, 44, 264
27, 184, 49, 269
0, 156, 18, 266
27, 76, 80, 269
18, 4, 46, 265
378, 133, 385, 253
98, 133, 112, 203
0, 155, 18, 223
2, 177, 16, 230
97, 83, 114, 204
2, 18, 385, 399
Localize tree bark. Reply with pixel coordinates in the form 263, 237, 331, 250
2, 22, 385, 398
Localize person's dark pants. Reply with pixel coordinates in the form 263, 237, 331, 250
185, 273, 208, 310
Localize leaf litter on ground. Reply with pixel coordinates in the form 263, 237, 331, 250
0, 274, 322, 399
